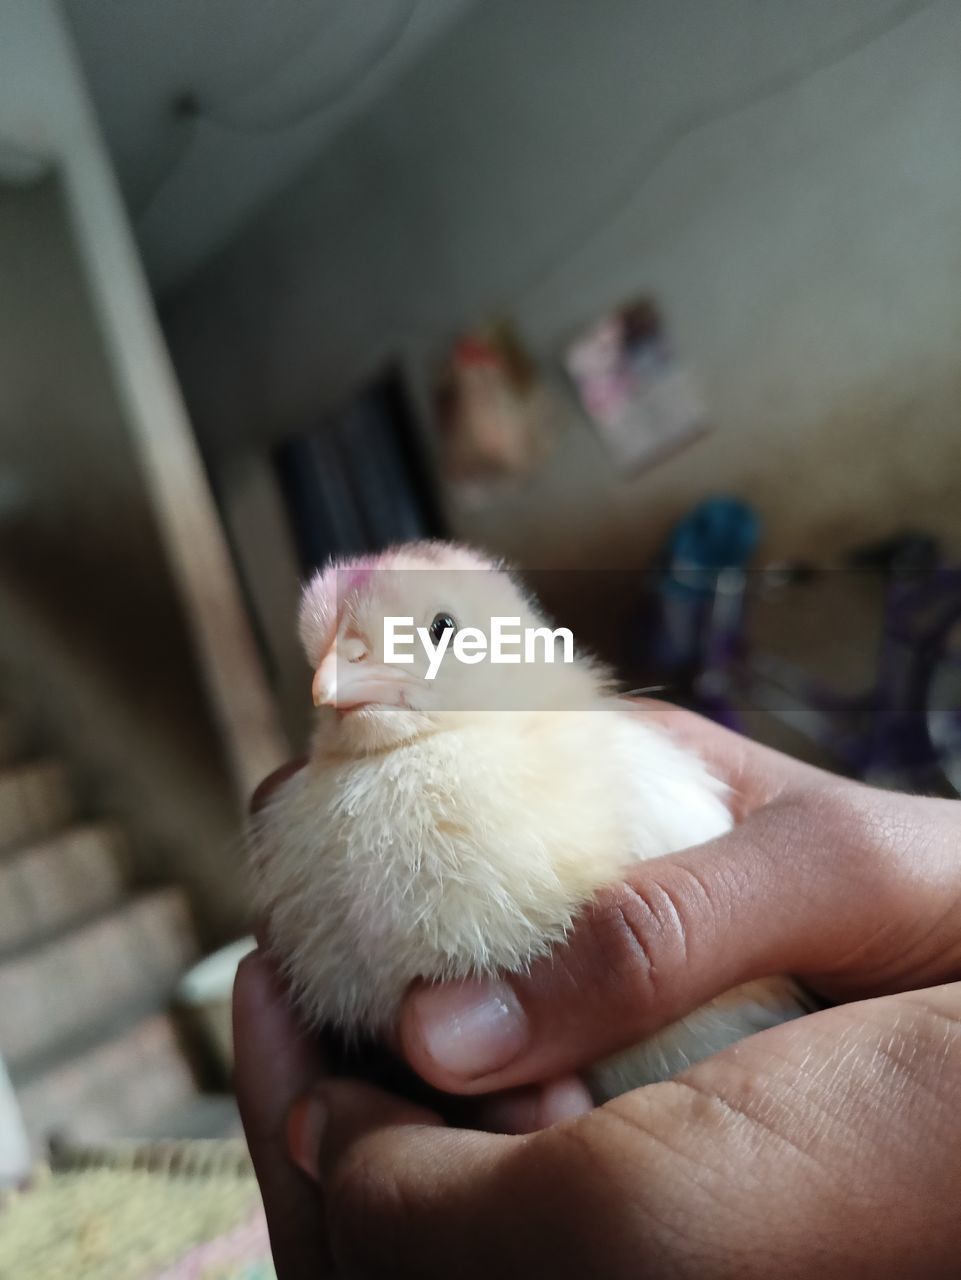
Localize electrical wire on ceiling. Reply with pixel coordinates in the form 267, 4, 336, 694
202, 0, 418, 133
131, 110, 198, 220
133, 0, 418, 221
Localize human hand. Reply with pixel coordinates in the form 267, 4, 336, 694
398, 702, 961, 1095
235, 706, 961, 1277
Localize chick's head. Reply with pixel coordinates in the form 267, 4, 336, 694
299, 541, 601, 754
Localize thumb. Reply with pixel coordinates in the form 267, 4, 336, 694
398, 777, 921, 1094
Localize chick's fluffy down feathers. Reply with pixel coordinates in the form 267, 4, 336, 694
251, 543, 807, 1097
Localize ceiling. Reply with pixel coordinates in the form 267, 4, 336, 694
62, 0, 475, 295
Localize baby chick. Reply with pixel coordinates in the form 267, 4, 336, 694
250, 541, 807, 1098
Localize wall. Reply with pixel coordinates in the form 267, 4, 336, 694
163, 0, 961, 717
0, 0, 286, 804
0, 1, 288, 936
0, 177, 237, 938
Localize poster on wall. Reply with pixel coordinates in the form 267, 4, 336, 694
563, 297, 709, 474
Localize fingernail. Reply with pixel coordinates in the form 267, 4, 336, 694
287, 1094, 328, 1182
411, 979, 528, 1078
539, 1078, 594, 1127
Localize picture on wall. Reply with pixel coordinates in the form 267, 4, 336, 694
564, 296, 709, 474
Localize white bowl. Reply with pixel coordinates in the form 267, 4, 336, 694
176, 936, 257, 1074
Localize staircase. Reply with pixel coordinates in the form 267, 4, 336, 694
0, 705, 238, 1154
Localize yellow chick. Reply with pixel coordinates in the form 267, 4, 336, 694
250, 541, 806, 1098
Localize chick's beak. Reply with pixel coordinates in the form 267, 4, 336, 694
311, 638, 405, 711
311, 651, 339, 708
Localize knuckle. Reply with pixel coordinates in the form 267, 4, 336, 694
588, 872, 705, 1008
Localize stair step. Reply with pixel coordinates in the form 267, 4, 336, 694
16, 1013, 200, 1149
0, 887, 199, 1070
0, 822, 128, 954
0, 760, 72, 854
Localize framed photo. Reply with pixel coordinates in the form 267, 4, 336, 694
564, 297, 709, 474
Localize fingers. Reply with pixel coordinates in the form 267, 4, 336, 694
294, 1079, 445, 1185
661, 980, 961, 1276
305, 987, 961, 1280
400, 779, 961, 1094
233, 950, 331, 1278
250, 757, 308, 814
470, 1076, 594, 1134
624, 697, 815, 814
397, 793, 821, 1092
286, 1078, 537, 1280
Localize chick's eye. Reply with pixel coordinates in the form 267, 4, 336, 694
429, 613, 457, 643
